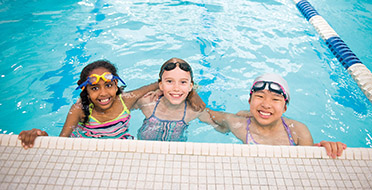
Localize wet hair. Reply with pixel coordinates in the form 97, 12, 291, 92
158, 58, 194, 84
77, 60, 123, 124
158, 57, 196, 101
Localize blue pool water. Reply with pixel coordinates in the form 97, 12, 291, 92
0, 0, 371, 147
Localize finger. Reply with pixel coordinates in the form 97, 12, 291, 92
36, 130, 43, 136
336, 142, 344, 156
24, 130, 37, 147
41, 131, 48, 136
329, 142, 338, 159
321, 141, 332, 157
18, 131, 24, 140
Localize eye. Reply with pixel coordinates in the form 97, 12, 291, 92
106, 83, 113, 88
90, 86, 99, 91
165, 79, 173, 83
255, 94, 264, 98
181, 80, 188, 84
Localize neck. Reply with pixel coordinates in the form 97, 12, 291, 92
160, 97, 185, 110
250, 117, 282, 132
93, 95, 120, 114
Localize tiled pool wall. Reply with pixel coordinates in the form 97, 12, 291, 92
1, 134, 371, 189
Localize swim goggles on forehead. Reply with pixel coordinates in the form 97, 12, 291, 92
159, 62, 193, 79
75, 72, 127, 90
250, 81, 288, 102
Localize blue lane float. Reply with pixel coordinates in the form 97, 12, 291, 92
293, 0, 372, 103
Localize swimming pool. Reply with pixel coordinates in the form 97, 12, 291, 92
0, 0, 371, 147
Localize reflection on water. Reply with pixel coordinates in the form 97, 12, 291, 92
0, 0, 371, 147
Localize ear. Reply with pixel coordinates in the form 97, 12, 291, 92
189, 82, 194, 92
283, 104, 287, 112
159, 81, 163, 91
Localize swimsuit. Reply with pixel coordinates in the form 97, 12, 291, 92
71, 94, 133, 139
137, 96, 188, 141
246, 117, 296, 145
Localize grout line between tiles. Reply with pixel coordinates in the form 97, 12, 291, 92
0, 134, 371, 160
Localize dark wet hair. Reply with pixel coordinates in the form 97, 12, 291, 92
158, 58, 194, 84
78, 60, 123, 124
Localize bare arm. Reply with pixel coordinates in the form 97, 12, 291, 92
18, 101, 84, 149
286, 119, 313, 146
206, 108, 247, 133
206, 108, 248, 142
196, 109, 224, 132
122, 82, 159, 110
59, 102, 84, 137
187, 89, 206, 112
236, 110, 252, 118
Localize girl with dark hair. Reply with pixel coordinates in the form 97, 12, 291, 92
19, 60, 160, 149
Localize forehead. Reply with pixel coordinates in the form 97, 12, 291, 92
89, 67, 110, 76
253, 89, 285, 98
162, 67, 191, 79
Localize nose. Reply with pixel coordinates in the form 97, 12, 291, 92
260, 96, 272, 108
98, 87, 109, 96
173, 82, 180, 90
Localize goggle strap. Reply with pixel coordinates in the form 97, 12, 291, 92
75, 75, 127, 90
76, 80, 89, 90
113, 76, 127, 88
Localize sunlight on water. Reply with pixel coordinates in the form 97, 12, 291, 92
0, 0, 371, 147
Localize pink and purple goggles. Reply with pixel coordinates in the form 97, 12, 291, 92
250, 81, 288, 102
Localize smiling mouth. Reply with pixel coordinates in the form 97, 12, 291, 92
99, 98, 111, 104
259, 110, 271, 116
170, 93, 183, 98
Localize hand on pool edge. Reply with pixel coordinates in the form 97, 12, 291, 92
18, 129, 48, 149
314, 140, 347, 159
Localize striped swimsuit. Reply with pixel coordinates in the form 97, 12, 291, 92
137, 96, 188, 141
71, 95, 133, 139
246, 117, 296, 145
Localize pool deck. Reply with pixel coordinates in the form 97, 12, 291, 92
1, 134, 371, 189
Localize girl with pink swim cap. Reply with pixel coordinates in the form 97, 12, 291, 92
207, 73, 346, 159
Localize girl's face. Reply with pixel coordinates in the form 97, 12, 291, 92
249, 89, 287, 127
86, 67, 118, 111
159, 66, 193, 105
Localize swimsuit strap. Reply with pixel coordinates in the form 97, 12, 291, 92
281, 117, 296, 146
246, 118, 259, 144
150, 96, 163, 117
119, 94, 130, 114
181, 100, 187, 121
245, 118, 250, 144
152, 96, 187, 122
88, 94, 130, 123
245, 117, 296, 145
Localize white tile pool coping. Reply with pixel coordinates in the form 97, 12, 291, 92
1, 134, 371, 189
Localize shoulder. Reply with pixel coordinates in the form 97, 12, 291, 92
283, 117, 309, 131
185, 102, 203, 120
283, 117, 313, 145
71, 99, 84, 112
65, 100, 85, 121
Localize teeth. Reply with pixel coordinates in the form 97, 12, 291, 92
259, 111, 271, 116
100, 98, 109, 103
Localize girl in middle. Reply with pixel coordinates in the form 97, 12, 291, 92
134, 57, 217, 141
